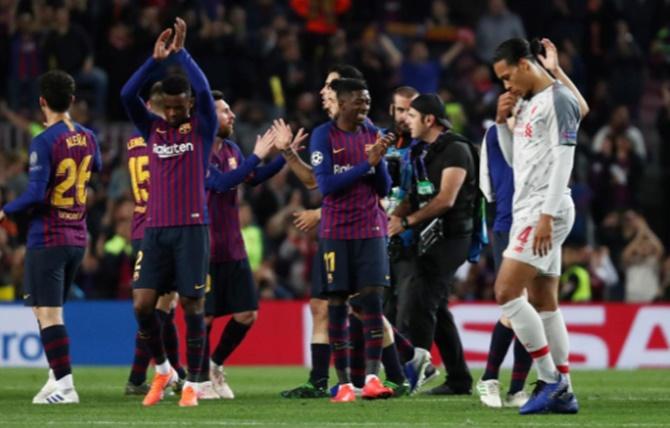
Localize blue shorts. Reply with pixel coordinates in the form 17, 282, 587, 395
321, 237, 390, 295
310, 241, 328, 300
205, 258, 258, 316
133, 225, 209, 299
23, 246, 84, 307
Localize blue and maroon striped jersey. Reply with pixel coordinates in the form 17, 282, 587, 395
206, 138, 287, 262
3, 120, 101, 248
121, 49, 217, 228
126, 131, 150, 240
309, 120, 391, 240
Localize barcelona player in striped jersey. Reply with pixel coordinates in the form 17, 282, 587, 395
0, 70, 101, 404
124, 82, 187, 396
200, 90, 293, 399
121, 18, 215, 407
309, 78, 396, 402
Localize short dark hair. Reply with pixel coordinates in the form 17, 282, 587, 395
393, 86, 419, 99
330, 78, 368, 99
211, 90, 225, 101
328, 64, 364, 81
493, 38, 534, 65
161, 74, 191, 97
39, 70, 75, 112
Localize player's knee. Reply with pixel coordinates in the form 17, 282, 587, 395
528, 296, 558, 312
133, 300, 154, 317
310, 299, 328, 321
36, 309, 63, 328
180, 296, 204, 315
328, 293, 347, 306
234, 311, 257, 326
494, 282, 516, 305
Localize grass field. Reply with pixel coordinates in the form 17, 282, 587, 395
1, 367, 668, 427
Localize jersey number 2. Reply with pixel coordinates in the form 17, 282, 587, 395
51, 155, 93, 208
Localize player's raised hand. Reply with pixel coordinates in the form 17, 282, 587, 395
271, 119, 293, 151
153, 28, 173, 61
293, 209, 321, 232
170, 17, 187, 53
533, 214, 553, 257
290, 128, 309, 152
538, 38, 559, 75
495, 92, 518, 124
253, 128, 276, 159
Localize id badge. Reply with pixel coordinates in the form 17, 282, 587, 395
417, 180, 435, 196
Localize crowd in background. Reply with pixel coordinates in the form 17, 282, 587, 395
1, 0, 670, 303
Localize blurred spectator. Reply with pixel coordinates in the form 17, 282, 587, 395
90, 198, 134, 299
43, 1, 108, 117
7, 8, 41, 111
609, 134, 643, 209
650, 17, 670, 77
660, 256, 670, 301
397, 38, 468, 93
592, 105, 646, 160
560, 245, 592, 302
0, 99, 45, 137
240, 201, 263, 272
622, 211, 664, 302
590, 246, 620, 301
475, 0, 526, 63
607, 20, 644, 114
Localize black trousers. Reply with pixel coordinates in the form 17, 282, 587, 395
389, 236, 472, 387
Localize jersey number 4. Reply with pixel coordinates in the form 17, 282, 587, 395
129, 155, 150, 204
51, 155, 93, 208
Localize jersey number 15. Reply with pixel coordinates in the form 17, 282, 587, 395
129, 155, 149, 204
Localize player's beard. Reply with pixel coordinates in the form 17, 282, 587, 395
217, 124, 233, 139
394, 118, 410, 135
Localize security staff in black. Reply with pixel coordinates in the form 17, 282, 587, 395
388, 94, 475, 395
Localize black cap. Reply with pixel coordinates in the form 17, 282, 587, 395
410, 94, 452, 129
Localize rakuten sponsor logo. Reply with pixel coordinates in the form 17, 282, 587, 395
333, 164, 353, 174
153, 142, 194, 158
333, 164, 375, 175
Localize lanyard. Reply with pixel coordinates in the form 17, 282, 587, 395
412, 144, 429, 183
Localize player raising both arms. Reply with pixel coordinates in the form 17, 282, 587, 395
492, 37, 587, 415
0, 70, 101, 404
124, 82, 186, 396
121, 18, 216, 407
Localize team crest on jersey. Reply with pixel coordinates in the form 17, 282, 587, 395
179, 123, 192, 134
29, 151, 37, 166
524, 123, 533, 138
228, 157, 238, 169
311, 151, 323, 166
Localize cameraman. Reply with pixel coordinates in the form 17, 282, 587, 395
388, 94, 475, 394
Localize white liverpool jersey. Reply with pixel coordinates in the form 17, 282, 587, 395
511, 81, 580, 217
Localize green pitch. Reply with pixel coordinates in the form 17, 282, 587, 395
1, 367, 668, 427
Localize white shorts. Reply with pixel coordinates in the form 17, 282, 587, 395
503, 205, 576, 276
